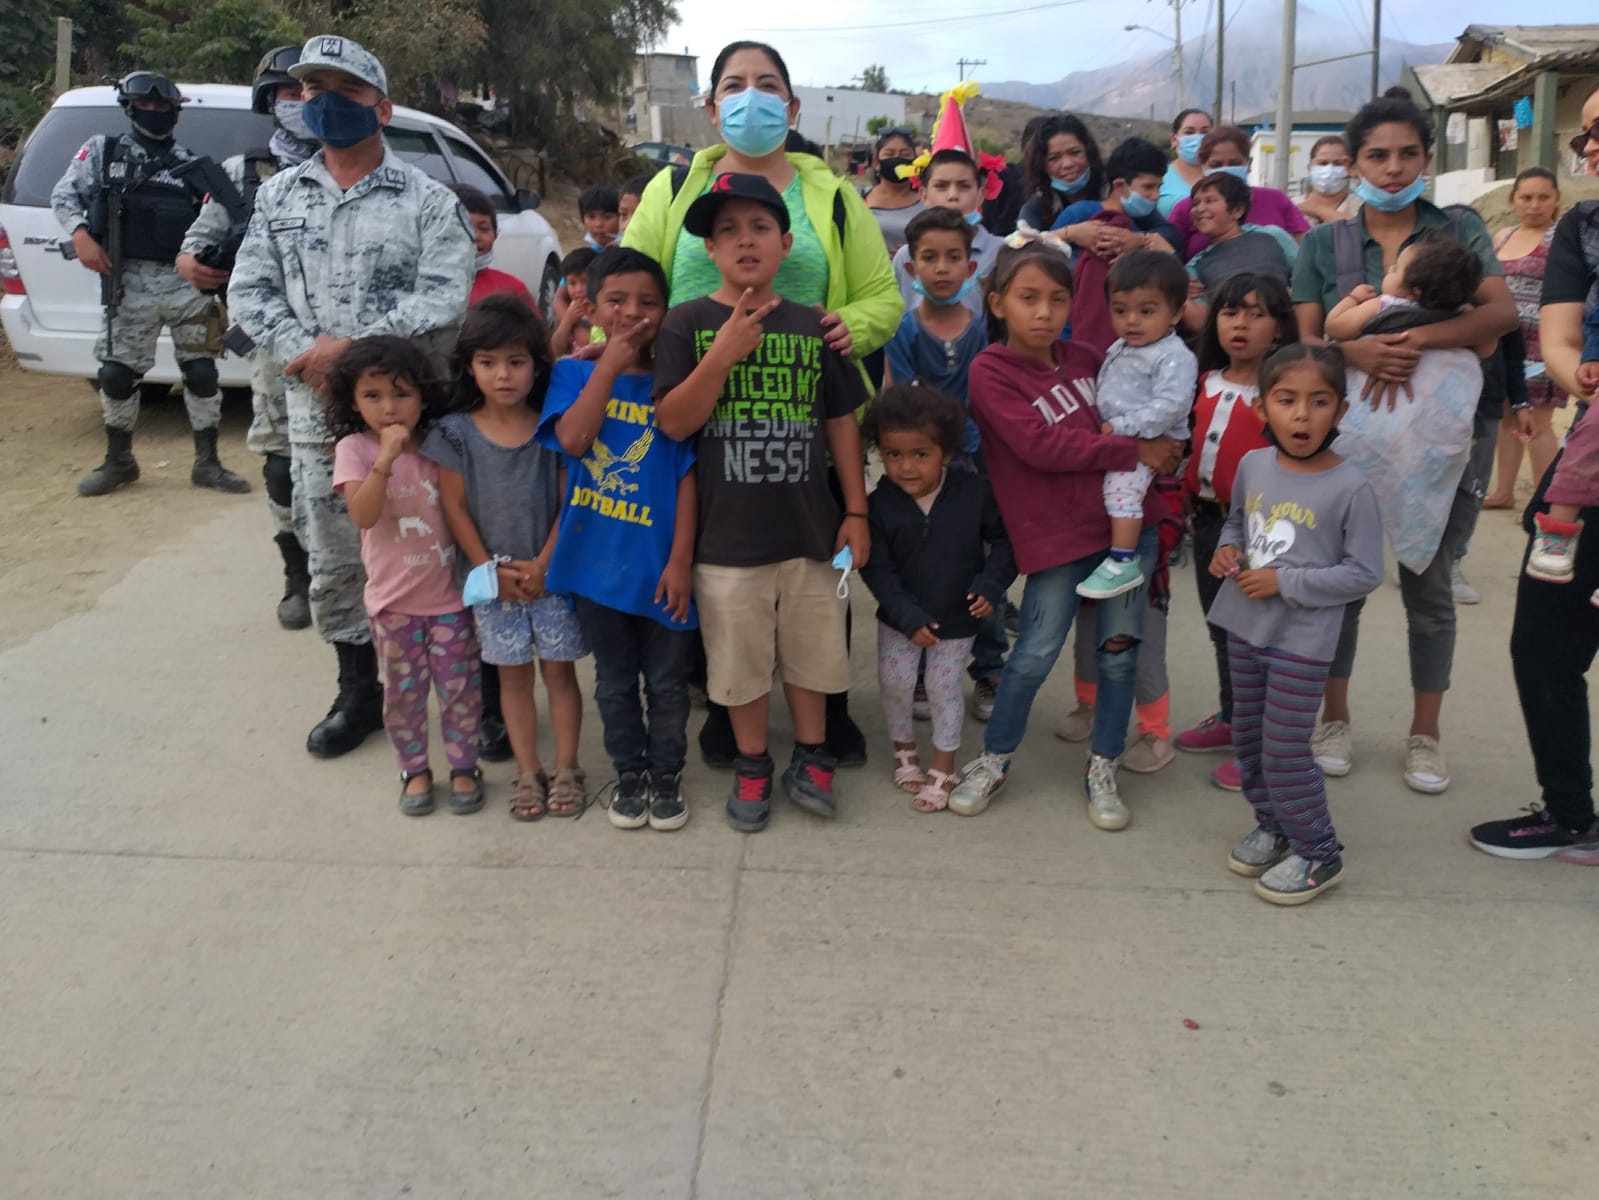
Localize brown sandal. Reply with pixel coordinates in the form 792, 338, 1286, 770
547, 766, 588, 818
510, 770, 550, 821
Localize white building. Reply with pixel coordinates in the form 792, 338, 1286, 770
792, 87, 907, 150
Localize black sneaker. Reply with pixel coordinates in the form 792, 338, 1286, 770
699, 705, 737, 769
649, 770, 689, 831
782, 744, 838, 818
726, 754, 774, 832
1469, 807, 1599, 861
606, 771, 650, 830
477, 714, 513, 763
824, 701, 868, 768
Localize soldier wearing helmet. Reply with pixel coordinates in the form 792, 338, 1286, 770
178, 47, 320, 630
50, 71, 250, 497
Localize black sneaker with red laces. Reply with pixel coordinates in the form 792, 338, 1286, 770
726, 753, 774, 832
1469, 807, 1599, 861
782, 744, 838, 818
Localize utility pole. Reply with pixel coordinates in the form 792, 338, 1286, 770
1273, 0, 1296, 190
1214, 0, 1224, 119
54, 18, 72, 97
1370, 0, 1382, 97
957, 57, 987, 82
1172, 0, 1185, 111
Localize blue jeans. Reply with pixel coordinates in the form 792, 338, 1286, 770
983, 529, 1159, 761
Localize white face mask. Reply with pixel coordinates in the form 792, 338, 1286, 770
474, 251, 495, 272
1307, 163, 1349, 196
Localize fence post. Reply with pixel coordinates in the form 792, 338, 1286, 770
55, 18, 73, 97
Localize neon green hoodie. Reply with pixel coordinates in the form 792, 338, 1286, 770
620, 146, 903, 360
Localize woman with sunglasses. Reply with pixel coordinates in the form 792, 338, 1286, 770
862, 126, 924, 256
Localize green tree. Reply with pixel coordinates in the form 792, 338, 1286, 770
123, 0, 305, 83
0, 0, 55, 141
860, 63, 887, 93
346, 0, 486, 110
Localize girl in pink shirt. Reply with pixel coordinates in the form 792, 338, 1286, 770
330, 337, 483, 818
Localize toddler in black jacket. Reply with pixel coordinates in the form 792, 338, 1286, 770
861, 385, 1017, 812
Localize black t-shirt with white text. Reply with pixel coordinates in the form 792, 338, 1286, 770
653, 296, 867, 566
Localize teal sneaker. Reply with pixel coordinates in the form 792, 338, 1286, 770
1075, 556, 1145, 600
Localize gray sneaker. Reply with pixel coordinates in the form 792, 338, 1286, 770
1450, 560, 1481, 605
1255, 853, 1344, 906
1227, 826, 1292, 877
726, 754, 774, 832
781, 744, 838, 818
970, 677, 998, 722
949, 751, 1009, 817
1085, 753, 1128, 830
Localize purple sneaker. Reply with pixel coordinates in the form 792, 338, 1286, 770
1177, 714, 1233, 754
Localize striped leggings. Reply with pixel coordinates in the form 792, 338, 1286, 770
1226, 635, 1339, 862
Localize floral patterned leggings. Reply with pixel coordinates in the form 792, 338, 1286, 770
878, 622, 976, 753
370, 610, 482, 776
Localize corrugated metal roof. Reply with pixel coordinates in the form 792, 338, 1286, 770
1450, 24, 1599, 64
1412, 63, 1514, 105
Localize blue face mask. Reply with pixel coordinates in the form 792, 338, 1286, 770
964, 209, 982, 227
912, 276, 975, 307
1120, 189, 1157, 220
1050, 172, 1090, 196
1177, 133, 1205, 164
1354, 173, 1427, 212
302, 90, 381, 149
718, 87, 791, 158
1206, 164, 1250, 182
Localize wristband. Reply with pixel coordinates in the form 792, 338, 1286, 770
1510, 401, 1534, 413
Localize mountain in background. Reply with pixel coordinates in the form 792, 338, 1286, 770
986, 6, 1450, 119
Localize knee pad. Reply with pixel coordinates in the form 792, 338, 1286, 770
97, 361, 140, 400
263, 452, 293, 508
179, 357, 219, 396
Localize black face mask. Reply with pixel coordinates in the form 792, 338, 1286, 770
1263, 423, 1339, 459
130, 106, 178, 141
878, 156, 915, 184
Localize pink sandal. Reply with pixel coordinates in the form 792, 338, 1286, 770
892, 744, 926, 793
912, 768, 956, 813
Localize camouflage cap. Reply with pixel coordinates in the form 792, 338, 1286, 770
289, 35, 387, 95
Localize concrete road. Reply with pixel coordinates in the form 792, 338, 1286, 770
2, 500, 1594, 1198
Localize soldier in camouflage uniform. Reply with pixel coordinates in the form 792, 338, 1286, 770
179, 46, 320, 630
52, 71, 249, 497
228, 36, 474, 758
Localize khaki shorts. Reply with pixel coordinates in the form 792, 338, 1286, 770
693, 557, 849, 706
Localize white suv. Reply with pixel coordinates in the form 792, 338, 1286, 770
0, 84, 563, 388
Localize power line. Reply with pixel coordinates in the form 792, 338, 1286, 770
745, 1, 1093, 36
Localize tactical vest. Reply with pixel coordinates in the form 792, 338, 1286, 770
105, 138, 206, 263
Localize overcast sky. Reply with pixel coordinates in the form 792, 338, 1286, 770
655, 1, 1596, 95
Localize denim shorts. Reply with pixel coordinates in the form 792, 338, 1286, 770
473, 594, 588, 666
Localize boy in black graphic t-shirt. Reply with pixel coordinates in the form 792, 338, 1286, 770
653, 173, 870, 833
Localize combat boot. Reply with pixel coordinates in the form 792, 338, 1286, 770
306, 641, 385, 758
273, 531, 312, 630
77, 426, 140, 496
191, 427, 251, 493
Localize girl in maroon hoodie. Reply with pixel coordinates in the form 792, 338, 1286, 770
948, 239, 1184, 829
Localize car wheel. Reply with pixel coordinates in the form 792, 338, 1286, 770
538, 257, 561, 321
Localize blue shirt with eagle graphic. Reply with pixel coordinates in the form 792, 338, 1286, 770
538, 358, 698, 628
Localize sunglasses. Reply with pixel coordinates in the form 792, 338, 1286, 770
1569, 121, 1599, 156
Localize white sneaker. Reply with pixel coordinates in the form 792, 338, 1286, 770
1120, 732, 1174, 774
948, 751, 1009, 817
1402, 734, 1450, 794
1085, 753, 1129, 830
1053, 701, 1094, 743
1311, 720, 1353, 777
1450, 560, 1480, 605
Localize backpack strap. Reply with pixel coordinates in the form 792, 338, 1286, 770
1330, 216, 1366, 300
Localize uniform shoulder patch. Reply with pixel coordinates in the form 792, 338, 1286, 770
380, 167, 407, 188
76, 146, 90, 161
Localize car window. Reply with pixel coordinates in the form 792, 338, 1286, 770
3, 105, 275, 207
441, 134, 513, 211
384, 125, 452, 183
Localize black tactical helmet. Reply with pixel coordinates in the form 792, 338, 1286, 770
252, 45, 301, 114
114, 71, 183, 110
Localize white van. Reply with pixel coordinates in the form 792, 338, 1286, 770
0, 84, 563, 389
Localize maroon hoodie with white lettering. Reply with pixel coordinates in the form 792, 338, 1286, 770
968, 339, 1163, 575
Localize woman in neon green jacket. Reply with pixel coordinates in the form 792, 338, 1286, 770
622, 39, 903, 362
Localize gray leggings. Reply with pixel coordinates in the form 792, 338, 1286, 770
1330, 482, 1475, 693
1073, 600, 1168, 704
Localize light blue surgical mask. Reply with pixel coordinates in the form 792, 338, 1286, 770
1050, 172, 1090, 195
1354, 173, 1427, 212
964, 209, 982, 226
1177, 133, 1205, 164
1206, 164, 1250, 182
718, 87, 791, 158
912, 276, 976, 307
1120, 189, 1158, 220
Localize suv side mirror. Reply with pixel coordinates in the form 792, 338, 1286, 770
516, 188, 541, 211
